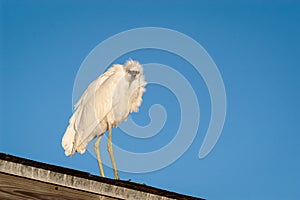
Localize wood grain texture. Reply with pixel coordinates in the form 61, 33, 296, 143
0, 153, 205, 200
0, 173, 120, 200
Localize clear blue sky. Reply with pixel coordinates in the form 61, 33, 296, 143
1, 1, 299, 199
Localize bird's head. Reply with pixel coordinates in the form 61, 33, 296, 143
124, 59, 143, 81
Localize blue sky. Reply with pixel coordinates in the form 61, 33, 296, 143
1, 1, 300, 199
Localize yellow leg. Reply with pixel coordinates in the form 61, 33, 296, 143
107, 124, 119, 180
94, 135, 105, 177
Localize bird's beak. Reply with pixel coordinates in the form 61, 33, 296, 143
128, 71, 139, 87
129, 77, 134, 87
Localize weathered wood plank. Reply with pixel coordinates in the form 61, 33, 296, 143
0, 173, 120, 200
0, 153, 205, 200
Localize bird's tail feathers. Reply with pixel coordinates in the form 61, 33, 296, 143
62, 112, 88, 156
62, 123, 76, 156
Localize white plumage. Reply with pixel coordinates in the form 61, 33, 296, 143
62, 60, 146, 179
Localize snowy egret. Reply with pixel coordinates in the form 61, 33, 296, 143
62, 60, 146, 179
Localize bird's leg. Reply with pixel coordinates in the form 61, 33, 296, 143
94, 135, 105, 177
107, 123, 119, 180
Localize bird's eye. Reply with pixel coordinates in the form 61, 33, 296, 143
129, 70, 139, 75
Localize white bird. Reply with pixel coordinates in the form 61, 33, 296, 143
62, 60, 146, 179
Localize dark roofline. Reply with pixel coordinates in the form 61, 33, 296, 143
0, 153, 204, 200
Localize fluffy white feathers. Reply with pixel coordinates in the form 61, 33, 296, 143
62, 60, 146, 156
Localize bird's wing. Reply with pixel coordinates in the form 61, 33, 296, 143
93, 64, 125, 124
63, 64, 123, 155
74, 64, 122, 110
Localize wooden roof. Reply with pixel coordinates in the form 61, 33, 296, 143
0, 153, 204, 200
